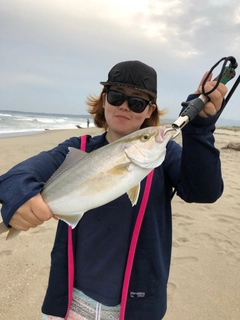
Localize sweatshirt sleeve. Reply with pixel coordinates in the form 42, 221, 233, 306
164, 94, 224, 203
0, 136, 81, 227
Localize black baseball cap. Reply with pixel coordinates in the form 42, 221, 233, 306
100, 60, 157, 99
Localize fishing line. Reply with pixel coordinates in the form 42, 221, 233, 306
169, 56, 239, 200
225, 74, 240, 105
202, 56, 238, 96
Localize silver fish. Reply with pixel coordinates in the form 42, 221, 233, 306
0, 126, 171, 239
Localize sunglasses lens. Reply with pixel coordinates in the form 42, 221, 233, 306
106, 90, 150, 113
128, 98, 148, 113
107, 90, 125, 106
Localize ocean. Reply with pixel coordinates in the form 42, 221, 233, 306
1, 110, 239, 139
0, 110, 95, 138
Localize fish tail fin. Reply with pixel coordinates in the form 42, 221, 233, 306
0, 222, 21, 240
55, 212, 84, 229
0, 221, 9, 235
6, 228, 21, 240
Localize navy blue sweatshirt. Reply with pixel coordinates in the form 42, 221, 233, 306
0, 95, 224, 319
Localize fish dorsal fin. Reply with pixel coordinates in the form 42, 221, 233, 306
43, 147, 88, 189
127, 184, 140, 206
66, 147, 88, 167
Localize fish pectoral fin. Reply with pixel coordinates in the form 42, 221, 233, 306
127, 184, 140, 206
55, 213, 84, 229
108, 163, 130, 175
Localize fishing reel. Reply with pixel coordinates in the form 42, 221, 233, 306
165, 56, 239, 138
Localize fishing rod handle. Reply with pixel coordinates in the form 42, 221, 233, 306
213, 66, 236, 84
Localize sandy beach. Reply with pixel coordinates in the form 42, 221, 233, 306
0, 127, 239, 320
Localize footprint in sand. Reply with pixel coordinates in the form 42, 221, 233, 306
176, 222, 193, 232
38, 265, 50, 276
172, 237, 190, 247
202, 204, 213, 211
30, 225, 54, 234
38, 266, 51, 290
229, 227, 240, 235
228, 180, 239, 187
223, 193, 236, 199
167, 282, 177, 305
0, 249, 12, 256
198, 232, 214, 241
173, 213, 195, 221
213, 214, 240, 224
232, 224, 240, 233
197, 232, 240, 264
172, 256, 198, 265
214, 238, 239, 253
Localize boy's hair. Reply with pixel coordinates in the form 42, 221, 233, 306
87, 87, 167, 131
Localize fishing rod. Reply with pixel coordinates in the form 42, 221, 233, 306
165, 56, 239, 138
225, 74, 240, 105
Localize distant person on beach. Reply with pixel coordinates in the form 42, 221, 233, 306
87, 118, 90, 128
0, 60, 227, 320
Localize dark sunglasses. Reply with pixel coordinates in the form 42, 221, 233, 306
106, 89, 152, 113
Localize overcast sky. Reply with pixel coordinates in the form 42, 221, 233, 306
1, 0, 240, 121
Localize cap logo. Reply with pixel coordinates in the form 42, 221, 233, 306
112, 69, 150, 89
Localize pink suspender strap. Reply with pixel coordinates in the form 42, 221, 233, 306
65, 135, 87, 320
119, 169, 154, 320
80, 134, 87, 152
66, 227, 74, 320
65, 134, 152, 320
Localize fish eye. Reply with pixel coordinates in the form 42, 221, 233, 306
141, 133, 150, 142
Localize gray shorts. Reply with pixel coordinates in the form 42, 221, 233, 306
42, 288, 120, 320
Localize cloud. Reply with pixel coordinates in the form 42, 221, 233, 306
0, 0, 240, 119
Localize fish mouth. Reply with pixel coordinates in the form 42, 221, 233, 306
154, 126, 170, 143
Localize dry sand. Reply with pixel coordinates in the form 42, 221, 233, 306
0, 127, 239, 320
